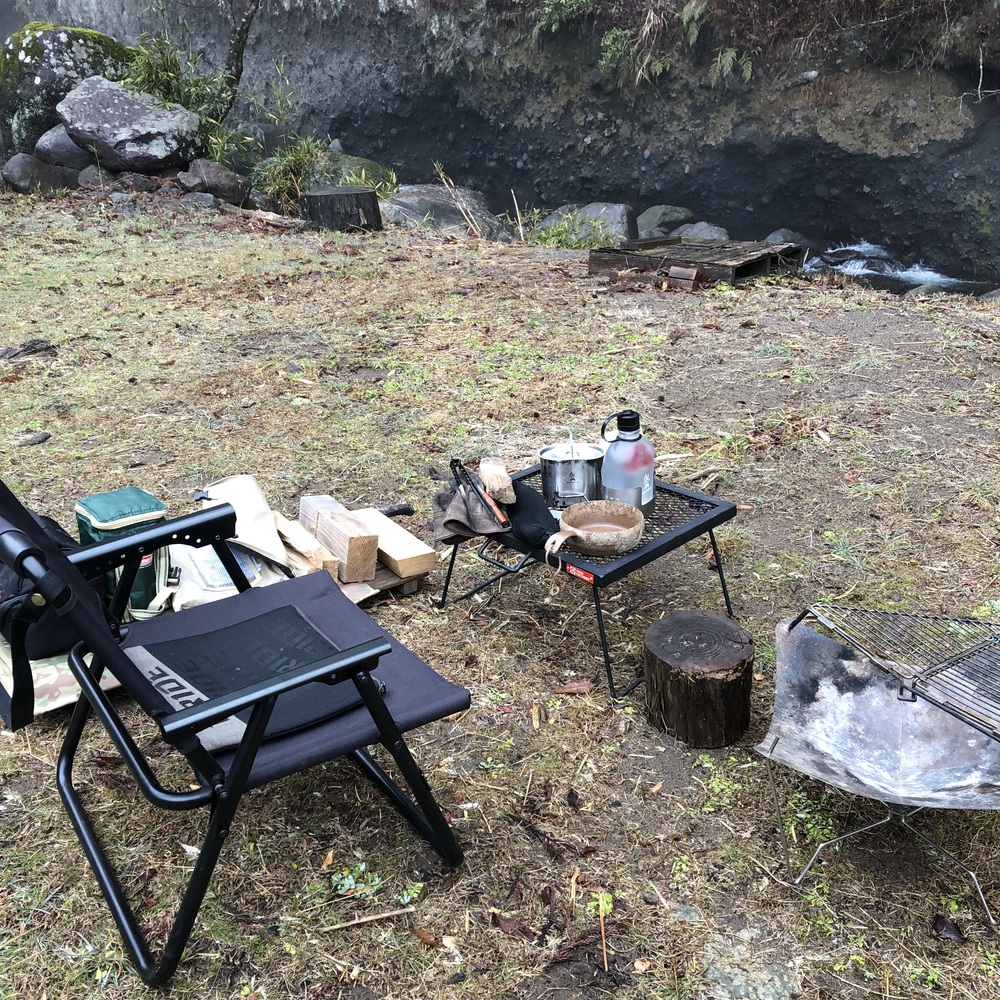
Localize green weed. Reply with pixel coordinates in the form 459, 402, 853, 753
784, 789, 836, 845
531, 0, 593, 35
250, 135, 329, 215
330, 862, 383, 899
341, 165, 400, 200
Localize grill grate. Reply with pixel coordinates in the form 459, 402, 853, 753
517, 470, 717, 568
802, 603, 1000, 740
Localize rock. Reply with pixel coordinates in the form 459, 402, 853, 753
57, 76, 203, 172
117, 171, 158, 193
248, 186, 281, 213
179, 191, 220, 210
902, 282, 946, 297
763, 228, 817, 253
380, 183, 511, 241
77, 162, 117, 190
671, 220, 730, 239
531, 202, 635, 245
637, 204, 695, 232
575, 202, 638, 242
0, 22, 134, 155
308, 150, 395, 192
177, 157, 250, 205
979, 287, 1000, 300
535, 204, 583, 228
176, 169, 208, 193
0, 151, 78, 192
33, 124, 96, 169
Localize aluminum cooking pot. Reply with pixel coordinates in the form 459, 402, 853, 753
543, 500, 645, 558
539, 443, 604, 509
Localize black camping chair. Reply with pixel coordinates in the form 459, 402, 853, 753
0, 479, 469, 986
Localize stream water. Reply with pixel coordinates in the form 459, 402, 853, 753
804, 240, 993, 296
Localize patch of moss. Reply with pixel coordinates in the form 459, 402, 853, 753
966, 190, 995, 236
1, 22, 135, 97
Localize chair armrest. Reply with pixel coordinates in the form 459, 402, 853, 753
159, 636, 392, 739
70, 505, 240, 579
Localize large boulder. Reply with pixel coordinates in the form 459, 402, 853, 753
574, 202, 637, 243
310, 151, 397, 191
0, 22, 133, 157
671, 221, 730, 240
1, 151, 79, 192
380, 183, 511, 241
57, 76, 203, 172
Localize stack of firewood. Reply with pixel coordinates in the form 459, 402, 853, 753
276, 494, 438, 603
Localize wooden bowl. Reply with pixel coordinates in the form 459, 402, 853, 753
544, 500, 645, 557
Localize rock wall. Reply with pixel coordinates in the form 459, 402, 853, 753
11, 0, 1000, 278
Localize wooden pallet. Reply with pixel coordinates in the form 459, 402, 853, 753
339, 564, 429, 604
589, 237, 807, 284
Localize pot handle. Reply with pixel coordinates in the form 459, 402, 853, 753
544, 529, 578, 556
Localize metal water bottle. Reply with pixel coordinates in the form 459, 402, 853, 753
600, 410, 656, 515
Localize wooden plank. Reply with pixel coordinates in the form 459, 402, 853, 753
312, 511, 379, 583
589, 238, 807, 285
274, 512, 340, 579
338, 566, 428, 604
338, 580, 380, 604
353, 508, 438, 579
590, 248, 737, 282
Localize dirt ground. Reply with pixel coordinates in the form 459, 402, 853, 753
1, 190, 1000, 998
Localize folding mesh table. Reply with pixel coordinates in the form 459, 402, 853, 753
439, 467, 737, 698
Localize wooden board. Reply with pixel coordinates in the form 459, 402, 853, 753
353, 508, 438, 579
667, 265, 699, 292
338, 565, 428, 604
273, 512, 339, 577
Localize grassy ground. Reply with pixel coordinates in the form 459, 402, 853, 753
2, 190, 1000, 998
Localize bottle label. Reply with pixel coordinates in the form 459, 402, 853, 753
641, 472, 654, 505
603, 485, 643, 507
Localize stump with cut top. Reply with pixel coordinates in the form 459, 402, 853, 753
643, 610, 753, 748
298, 186, 383, 232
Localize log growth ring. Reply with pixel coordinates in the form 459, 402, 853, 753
644, 610, 753, 677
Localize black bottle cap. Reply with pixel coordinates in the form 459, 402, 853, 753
616, 410, 640, 432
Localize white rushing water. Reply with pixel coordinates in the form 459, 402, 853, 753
804, 240, 977, 289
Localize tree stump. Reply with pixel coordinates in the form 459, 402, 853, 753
298, 186, 383, 232
643, 610, 753, 748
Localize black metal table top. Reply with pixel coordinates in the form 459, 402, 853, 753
497, 467, 737, 587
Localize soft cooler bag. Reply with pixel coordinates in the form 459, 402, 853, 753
75, 486, 170, 621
